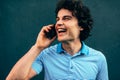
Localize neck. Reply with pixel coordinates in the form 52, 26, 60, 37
62, 40, 82, 55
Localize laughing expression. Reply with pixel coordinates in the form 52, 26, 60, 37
55, 9, 83, 42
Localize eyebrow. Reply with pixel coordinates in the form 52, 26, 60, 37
63, 15, 72, 18
56, 15, 73, 19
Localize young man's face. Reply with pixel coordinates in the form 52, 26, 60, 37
55, 8, 83, 42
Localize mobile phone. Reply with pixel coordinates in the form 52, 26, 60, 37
44, 24, 56, 39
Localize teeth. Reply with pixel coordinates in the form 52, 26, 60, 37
58, 29, 66, 32
58, 29, 66, 33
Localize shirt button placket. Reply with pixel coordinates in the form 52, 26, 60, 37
69, 57, 74, 74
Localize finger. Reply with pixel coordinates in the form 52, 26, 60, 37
47, 24, 54, 27
46, 24, 55, 29
44, 24, 55, 32
49, 24, 55, 28
41, 24, 55, 34
42, 26, 50, 32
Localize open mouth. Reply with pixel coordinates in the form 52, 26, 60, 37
57, 28, 67, 33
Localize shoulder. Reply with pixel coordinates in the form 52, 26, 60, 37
44, 44, 58, 52
87, 45, 106, 61
86, 45, 107, 68
40, 44, 58, 56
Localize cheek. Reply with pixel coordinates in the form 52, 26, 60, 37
65, 22, 80, 37
69, 28, 80, 38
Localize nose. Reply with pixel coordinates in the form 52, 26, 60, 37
56, 19, 64, 27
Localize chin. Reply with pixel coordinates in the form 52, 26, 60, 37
57, 37, 70, 42
57, 38, 66, 42
57, 39, 64, 42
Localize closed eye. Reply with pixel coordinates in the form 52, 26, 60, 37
63, 16, 72, 21
56, 15, 72, 22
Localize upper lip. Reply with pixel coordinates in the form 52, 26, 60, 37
57, 28, 67, 33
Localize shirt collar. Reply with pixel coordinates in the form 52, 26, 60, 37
56, 42, 89, 55
57, 43, 64, 53
80, 42, 89, 55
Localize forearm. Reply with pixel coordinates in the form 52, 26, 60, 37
6, 45, 44, 80
6, 24, 56, 80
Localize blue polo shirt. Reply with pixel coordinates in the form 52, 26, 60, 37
32, 42, 108, 80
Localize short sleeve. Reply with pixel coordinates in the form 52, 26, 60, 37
32, 52, 43, 74
96, 52, 109, 80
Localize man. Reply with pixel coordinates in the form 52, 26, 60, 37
6, 0, 108, 80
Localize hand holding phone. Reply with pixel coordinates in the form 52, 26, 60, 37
44, 24, 56, 39
35, 24, 56, 49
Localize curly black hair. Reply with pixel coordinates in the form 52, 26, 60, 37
55, 0, 93, 41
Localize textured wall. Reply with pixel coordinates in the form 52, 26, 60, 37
0, 0, 120, 80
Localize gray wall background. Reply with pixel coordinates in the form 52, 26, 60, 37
0, 0, 120, 80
